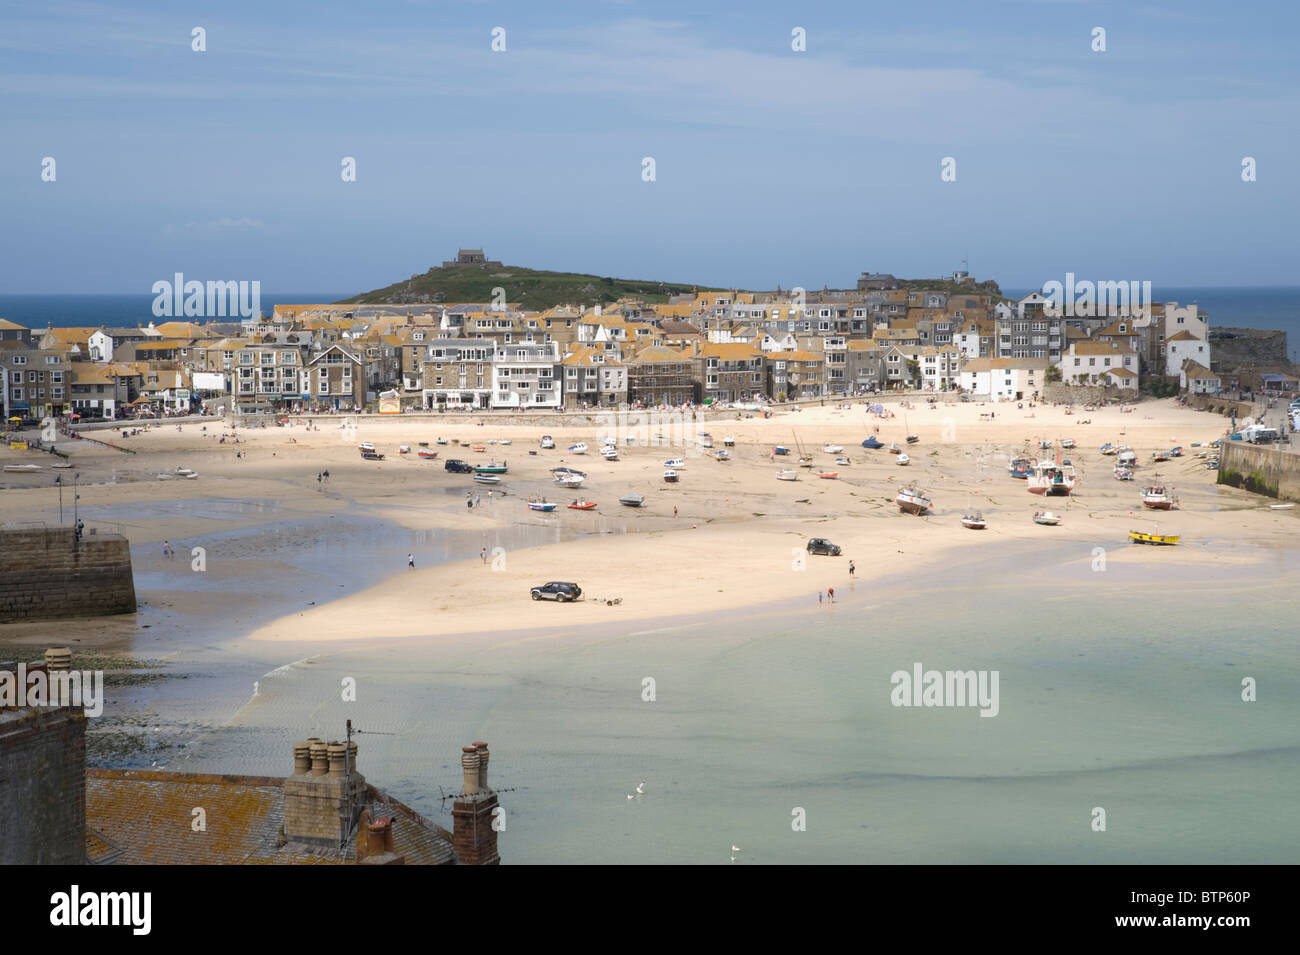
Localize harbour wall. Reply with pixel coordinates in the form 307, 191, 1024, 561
0, 528, 137, 623
1216, 442, 1300, 502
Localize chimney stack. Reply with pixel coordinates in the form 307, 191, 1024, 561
44, 648, 71, 673
452, 741, 501, 865
283, 734, 366, 847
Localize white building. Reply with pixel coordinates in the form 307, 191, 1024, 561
1165, 331, 1210, 378
491, 342, 561, 409
958, 357, 1049, 401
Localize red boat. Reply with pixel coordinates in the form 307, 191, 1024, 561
568, 500, 597, 510
417, 450, 438, 459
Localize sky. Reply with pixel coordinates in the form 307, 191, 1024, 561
1, 0, 1297, 295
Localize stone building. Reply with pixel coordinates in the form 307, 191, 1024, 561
442, 248, 503, 269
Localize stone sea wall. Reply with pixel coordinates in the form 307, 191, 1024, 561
0, 528, 137, 622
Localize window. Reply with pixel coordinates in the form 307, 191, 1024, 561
46, 356, 60, 365
240, 351, 254, 364
51, 371, 63, 383
13, 356, 26, 365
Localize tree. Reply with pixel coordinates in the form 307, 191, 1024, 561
1045, 365, 1062, 383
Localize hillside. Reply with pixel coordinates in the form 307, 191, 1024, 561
340, 263, 723, 311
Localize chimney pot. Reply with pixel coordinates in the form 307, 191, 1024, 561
309, 739, 329, 775
461, 746, 481, 795
474, 742, 490, 790
44, 648, 72, 673
328, 742, 348, 776
293, 742, 312, 775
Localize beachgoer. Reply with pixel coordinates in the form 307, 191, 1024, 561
481, 547, 487, 564
828, 587, 835, 603
467, 498, 473, 510
673, 506, 678, 518
76, 519, 84, 540
848, 561, 855, 578
818, 592, 823, 604
408, 553, 414, 569
163, 540, 174, 558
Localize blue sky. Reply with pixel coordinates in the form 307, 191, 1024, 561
1, 0, 1297, 295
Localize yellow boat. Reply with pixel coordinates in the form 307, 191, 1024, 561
1129, 530, 1179, 546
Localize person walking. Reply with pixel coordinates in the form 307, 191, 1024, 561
480, 547, 487, 564
163, 540, 174, 559
673, 506, 678, 519
322, 469, 329, 485
848, 560, 855, 578
828, 586, 835, 603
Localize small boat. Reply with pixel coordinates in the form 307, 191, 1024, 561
1099, 443, 1116, 455
834, 456, 851, 466
888, 444, 901, 454
772, 446, 790, 456
359, 441, 376, 453
174, 467, 195, 476
1027, 462, 1076, 496
1152, 451, 1172, 463
663, 458, 685, 469
1270, 503, 1295, 510
619, 493, 645, 507
555, 473, 586, 487
1141, 485, 1173, 510
1117, 448, 1137, 467
551, 466, 586, 478
723, 436, 736, 447
1038, 439, 1053, 451
568, 443, 588, 454
1114, 466, 1134, 481
663, 469, 679, 483
1009, 458, 1033, 479
906, 434, 919, 445
700, 435, 714, 449
776, 469, 799, 481
602, 447, 619, 460
960, 512, 987, 530
361, 451, 384, 460
896, 485, 932, 515
473, 473, 501, 485
398, 445, 411, 454
568, 500, 597, 510
714, 450, 732, 461
817, 471, 839, 480
474, 461, 508, 474
1061, 438, 1076, 449
540, 436, 555, 449
417, 450, 439, 459
52, 461, 73, 469
470, 445, 487, 453
1033, 511, 1062, 526
1169, 446, 1183, 457
527, 500, 558, 512
822, 444, 844, 453
500, 439, 512, 446
488, 439, 498, 445
862, 436, 885, 449
1129, 530, 1178, 545
896, 454, 910, 466
436, 438, 448, 445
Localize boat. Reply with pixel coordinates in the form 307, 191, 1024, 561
1270, 503, 1295, 510
473, 473, 501, 485
817, 471, 839, 480
568, 500, 597, 510
602, 447, 619, 460
896, 453, 910, 466
862, 436, 885, 450
52, 461, 73, 469
1008, 458, 1033, 479
568, 443, 588, 454
1099, 443, 1116, 455
470, 445, 487, 452
418, 449, 439, 459
551, 466, 586, 478
834, 456, 851, 466
1114, 466, 1134, 481
1129, 530, 1179, 545
1117, 448, 1137, 467
554, 473, 586, 487
1033, 511, 1062, 526
474, 461, 508, 474
174, 467, 195, 476
488, 439, 498, 445
793, 431, 814, 467
896, 485, 932, 515
1141, 484, 1174, 510
1027, 462, 1077, 496
1038, 439, 1052, 451
663, 469, 679, 483
436, 438, 448, 445
1152, 450, 1172, 463
822, 444, 844, 453
398, 445, 411, 454
540, 435, 555, 449
700, 434, 714, 449
361, 451, 384, 460
960, 512, 987, 530
619, 493, 645, 508
723, 435, 736, 447
888, 443, 902, 454
776, 469, 799, 481
527, 500, 558, 512
1169, 446, 1183, 457
359, 441, 376, 453
714, 449, 731, 461
772, 446, 790, 456
1061, 438, 1076, 449
905, 416, 918, 444
663, 458, 685, 469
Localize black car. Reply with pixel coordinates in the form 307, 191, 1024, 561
530, 581, 582, 602
806, 538, 841, 556
444, 459, 473, 473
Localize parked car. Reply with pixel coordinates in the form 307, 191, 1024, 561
530, 581, 582, 602
444, 459, 473, 473
806, 538, 842, 556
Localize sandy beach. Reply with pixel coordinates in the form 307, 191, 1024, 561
2, 396, 1292, 644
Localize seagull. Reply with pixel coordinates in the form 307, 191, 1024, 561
635, 782, 646, 795
627, 794, 635, 800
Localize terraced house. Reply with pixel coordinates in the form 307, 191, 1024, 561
0, 346, 71, 419
766, 349, 825, 399
695, 343, 765, 404
420, 338, 495, 409
491, 341, 561, 409
68, 363, 130, 419
561, 345, 626, 408
625, 345, 696, 406
305, 343, 365, 410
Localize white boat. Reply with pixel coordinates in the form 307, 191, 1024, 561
473, 473, 501, 485
1027, 462, 1076, 496
499, 439, 511, 446
896, 485, 932, 515
1117, 448, 1137, 467
554, 473, 586, 487
358, 441, 376, 453
398, 445, 411, 454
568, 443, 588, 454
1141, 484, 1173, 510
663, 468, 679, 483
714, 450, 731, 461
776, 469, 799, 481
663, 458, 685, 468
602, 447, 619, 460
541, 436, 555, 449
834, 457, 851, 466
822, 444, 844, 454
1033, 511, 1062, 526
174, 467, 195, 476
52, 461, 73, 469
960, 512, 987, 530
4, 464, 42, 472
896, 453, 910, 466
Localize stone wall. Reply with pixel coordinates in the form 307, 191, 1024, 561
1041, 383, 1138, 404
1217, 442, 1300, 501
0, 528, 137, 622
0, 705, 87, 864
1210, 327, 1289, 372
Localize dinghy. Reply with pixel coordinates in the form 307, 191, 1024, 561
568, 500, 597, 510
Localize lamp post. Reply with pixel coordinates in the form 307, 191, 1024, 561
73, 472, 79, 528
55, 475, 63, 523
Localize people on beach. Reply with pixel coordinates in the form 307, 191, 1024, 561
163, 540, 174, 559
673, 506, 678, 518
848, 561, 855, 578
408, 553, 415, 568
828, 587, 835, 603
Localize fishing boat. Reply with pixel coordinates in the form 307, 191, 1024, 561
174, 467, 196, 476
714, 449, 731, 461
527, 500, 558, 512
1008, 457, 1033, 479
602, 447, 619, 460
663, 458, 685, 469
700, 434, 714, 449
1117, 448, 1137, 467
834, 456, 851, 466
554, 473, 586, 487
568, 500, 597, 510
540, 435, 555, 449
1141, 484, 1173, 510
473, 473, 501, 485
1114, 466, 1134, 481
1129, 530, 1179, 545
663, 468, 679, 483
551, 466, 586, 478
1038, 439, 1053, 451
822, 444, 844, 454
474, 461, 508, 474
772, 445, 790, 456
776, 469, 799, 481
436, 437, 448, 445
896, 485, 932, 515
1061, 438, 1076, 449
887, 443, 902, 454
418, 449, 438, 459
960, 512, 987, 530
1027, 462, 1076, 496
862, 435, 885, 450
1032, 511, 1062, 526
568, 443, 588, 454
619, 493, 645, 508
817, 471, 839, 480
488, 439, 498, 445
896, 453, 910, 466
1099, 443, 1116, 455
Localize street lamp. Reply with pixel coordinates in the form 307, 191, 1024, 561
55, 474, 63, 524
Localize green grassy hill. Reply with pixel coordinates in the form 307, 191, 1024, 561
339, 264, 723, 310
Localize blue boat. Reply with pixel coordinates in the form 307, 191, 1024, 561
772, 446, 790, 455
862, 436, 885, 449
1009, 457, 1033, 479
527, 500, 558, 512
